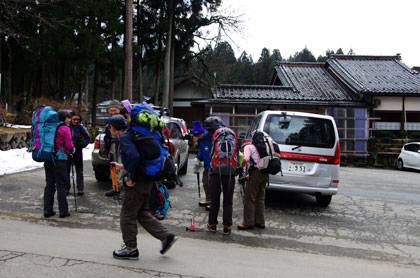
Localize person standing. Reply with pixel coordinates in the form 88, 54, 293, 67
67, 111, 90, 196
43, 109, 73, 218
104, 100, 123, 197
237, 139, 268, 230
207, 126, 238, 236
108, 114, 177, 260
192, 121, 212, 208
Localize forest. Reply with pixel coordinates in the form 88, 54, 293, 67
0, 0, 348, 124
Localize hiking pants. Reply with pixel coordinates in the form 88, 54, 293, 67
44, 160, 69, 214
67, 149, 84, 192
243, 168, 268, 226
202, 170, 211, 202
120, 179, 170, 249
208, 174, 235, 226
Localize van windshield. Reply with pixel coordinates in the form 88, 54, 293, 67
263, 115, 336, 148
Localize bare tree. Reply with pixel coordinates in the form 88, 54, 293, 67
162, 0, 174, 109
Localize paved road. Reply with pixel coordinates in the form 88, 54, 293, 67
1, 155, 420, 272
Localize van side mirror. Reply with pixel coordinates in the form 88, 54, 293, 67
183, 134, 192, 141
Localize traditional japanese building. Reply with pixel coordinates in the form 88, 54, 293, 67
187, 54, 420, 157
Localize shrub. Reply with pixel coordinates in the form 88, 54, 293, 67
409, 132, 420, 140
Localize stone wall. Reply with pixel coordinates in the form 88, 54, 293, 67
0, 131, 32, 151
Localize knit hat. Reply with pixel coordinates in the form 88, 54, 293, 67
192, 121, 205, 136
109, 115, 127, 130
241, 139, 252, 149
108, 100, 121, 110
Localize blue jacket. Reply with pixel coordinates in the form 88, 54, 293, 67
196, 129, 212, 170
120, 125, 163, 181
70, 123, 90, 150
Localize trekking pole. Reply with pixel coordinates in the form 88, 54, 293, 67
110, 166, 120, 205
71, 162, 78, 211
196, 171, 201, 198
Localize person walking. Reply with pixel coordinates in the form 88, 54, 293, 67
104, 100, 124, 197
67, 111, 90, 196
192, 121, 212, 208
237, 139, 268, 230
207, 125, 238, 236
108, 114, 177, 260
43, 109, 73, 218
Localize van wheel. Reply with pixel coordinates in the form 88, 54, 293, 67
397, 159, 404, 170
316, 195, 332, 207
95, 170, 110, 182
178, 159, 188, 175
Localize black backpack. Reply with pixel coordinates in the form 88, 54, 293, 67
251, 130, 282, 175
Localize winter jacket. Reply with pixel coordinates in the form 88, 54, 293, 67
70, 123, 90, 150
55, 125, 73, 160
196, 129, 212, 170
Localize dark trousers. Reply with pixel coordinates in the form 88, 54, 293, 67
202, 170, 210, 202
243, 168, 268, 226
44, 160, 69, 214
208, 174, 235, 226
120, 179, 170, 249
67, 150, 84, 192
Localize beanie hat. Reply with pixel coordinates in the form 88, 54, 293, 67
109, 115, 127, 130
241, 139, 252, 149
192, 121, 205, 136
108, 100, 121, 110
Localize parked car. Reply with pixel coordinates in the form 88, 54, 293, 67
397, 142, 420, 171
92, 116, 190, 182
246, 111, 340, 206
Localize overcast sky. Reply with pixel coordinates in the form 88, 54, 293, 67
209, 0, 419, 67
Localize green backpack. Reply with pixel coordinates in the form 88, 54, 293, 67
132, 109, 164, 129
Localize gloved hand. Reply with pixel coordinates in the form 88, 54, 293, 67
193, 158, 202, 174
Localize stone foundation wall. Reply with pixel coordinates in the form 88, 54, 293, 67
0, 131, 32, 151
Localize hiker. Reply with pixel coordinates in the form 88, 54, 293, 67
103, 100, 124, 197
192, 121, 212, 208
109, 112, 177, 260
43, 109, 73, 219
237, 139, 267, 230
67, 111, 90, 196
207, 121, 238, 235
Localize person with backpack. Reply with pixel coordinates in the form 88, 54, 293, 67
108, 110, 177, 260
192, 121, 212, 208
67, 111, 90, 196
103, 100, 124, 197
207, 125, 238, 235
43, 109, 74, 218
237, 139, 267, 230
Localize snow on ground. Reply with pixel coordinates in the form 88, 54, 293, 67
0, 144, 94, 176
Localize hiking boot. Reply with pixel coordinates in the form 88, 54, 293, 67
199, 200, 211, 207
59, 212, 71, 218
160, 234, 178, 255
254, 224, 265, 229
77, 191, 84, 196
105, 190, 119, 197
237, 223, 254, 230
113, 245, 139, 260
43, 211, 56, 218
223, 225, 231, 235
207, 223, 217, 233
205, 205, 210, 211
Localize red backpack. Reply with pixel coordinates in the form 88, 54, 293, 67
210, 127, 238, 175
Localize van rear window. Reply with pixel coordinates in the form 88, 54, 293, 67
263, 115, 336, 148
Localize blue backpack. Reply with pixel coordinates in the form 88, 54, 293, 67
29, 105, 65, 162
155, 181, 171, 216
129, 104, 177, 181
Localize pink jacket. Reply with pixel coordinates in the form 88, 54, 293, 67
242, 144, 260, 167
55, 125, 73, 154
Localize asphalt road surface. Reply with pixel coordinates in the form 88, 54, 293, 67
0, 155, 419, 268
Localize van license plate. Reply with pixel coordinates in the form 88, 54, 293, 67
288, 162, 306, 172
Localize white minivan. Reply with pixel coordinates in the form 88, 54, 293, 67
246, 111, 340, 206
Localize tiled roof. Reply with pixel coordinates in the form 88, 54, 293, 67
327, 55, 420, 95
274, 63, 359, 101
